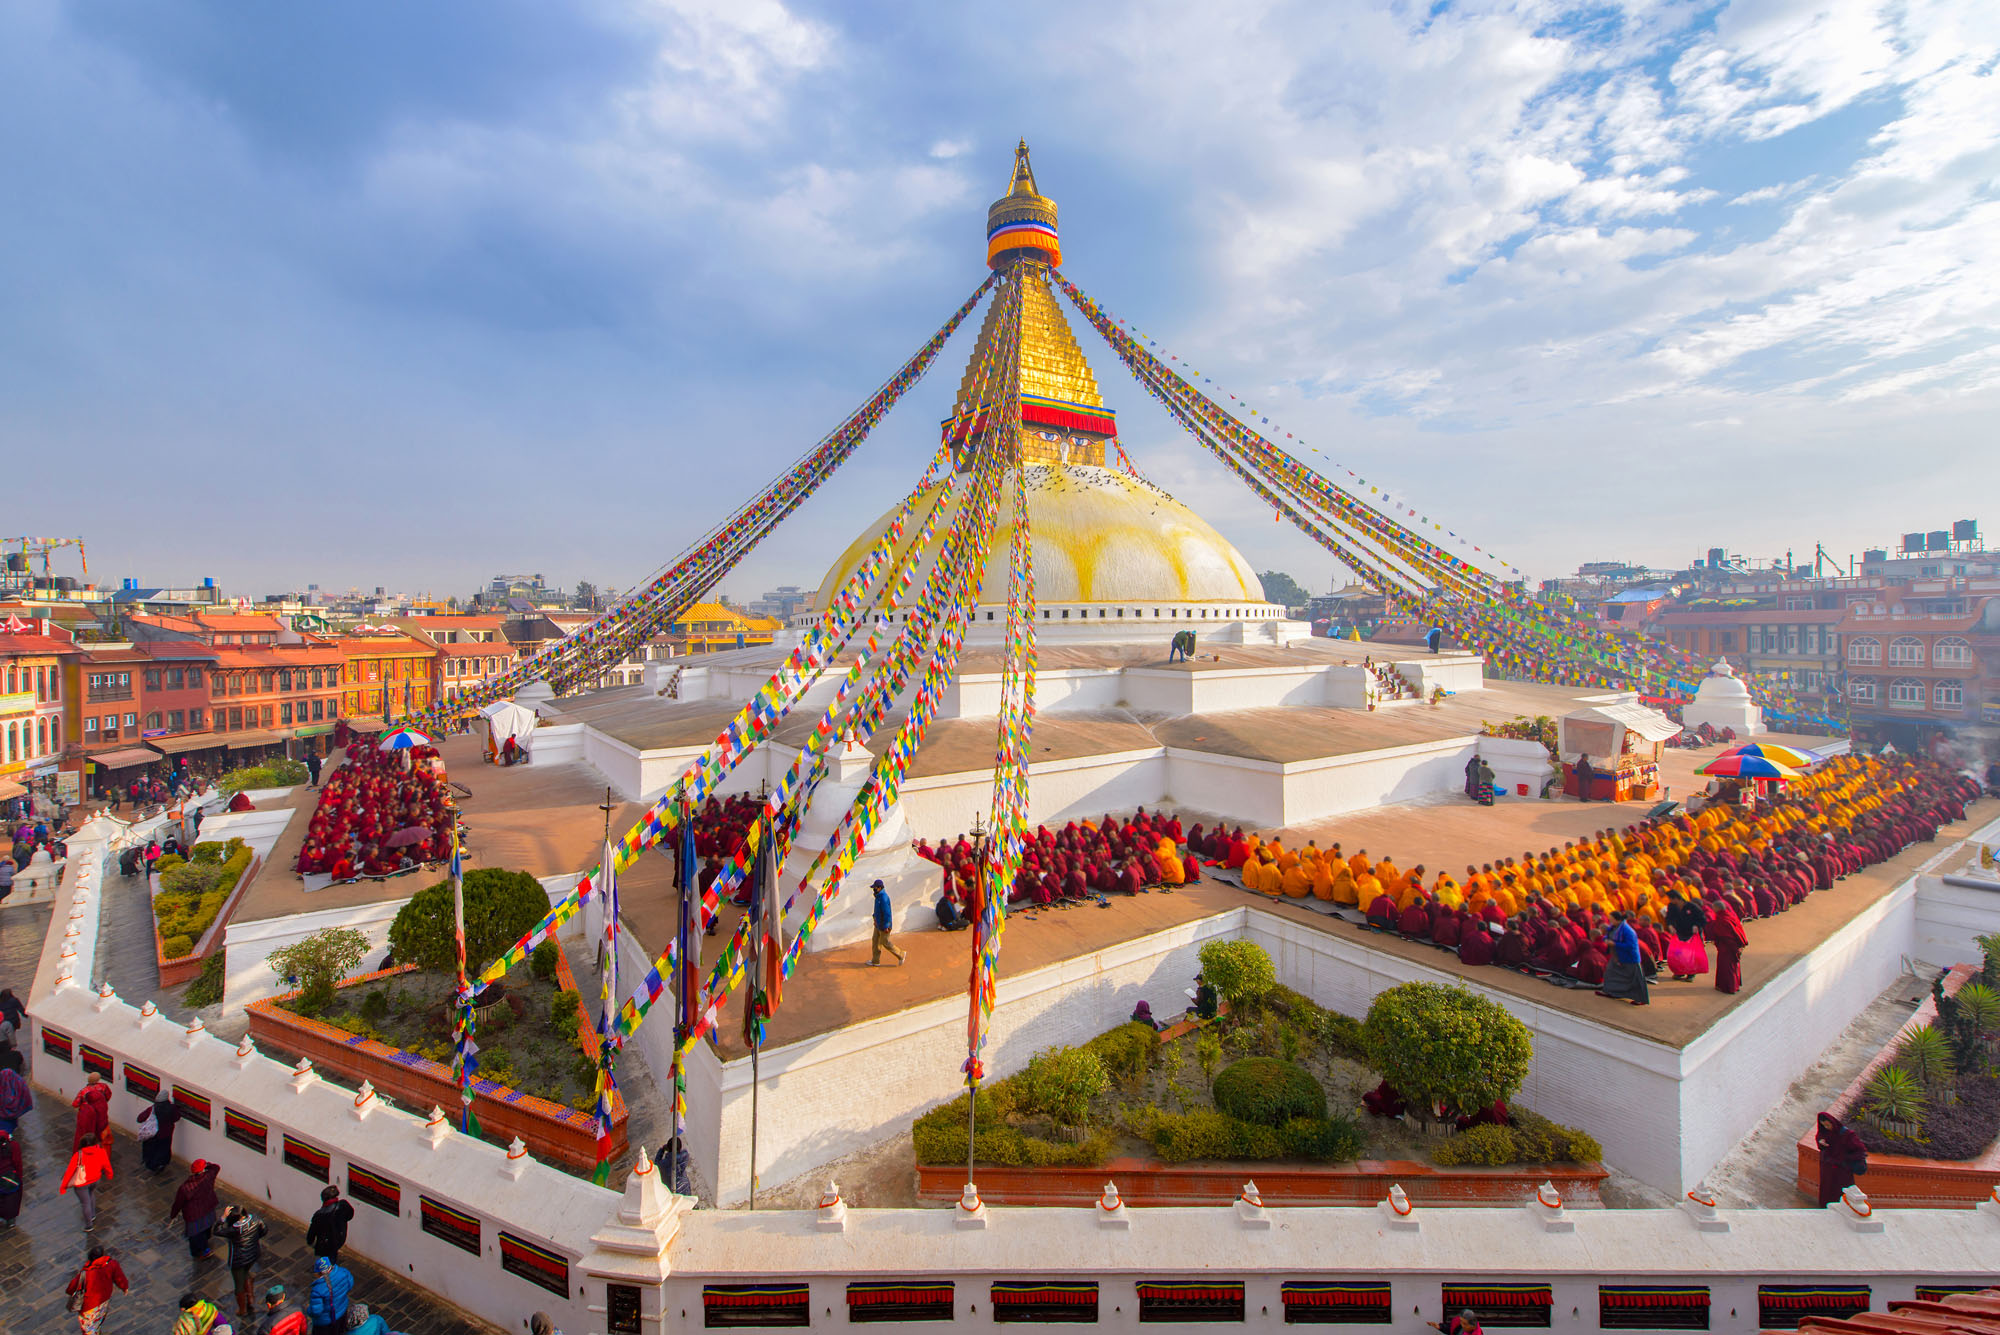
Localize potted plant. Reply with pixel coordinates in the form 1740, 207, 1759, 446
1862, 1066, 1927, 1139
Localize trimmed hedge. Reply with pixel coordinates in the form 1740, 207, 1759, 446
1142, 1107, 1362, 1164
1213, 1057, 1325, 1126
1432, 1107, 1602, 1166
153, 838, 253, 958
912, 1088, 1112, 1168
1084, 1022, 1160, 1090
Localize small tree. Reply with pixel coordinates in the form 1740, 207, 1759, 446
1363, 982, 1533, 1126
269, 927, 371, 1015
1258, 570, 1310, 610
388, 869, 549, 975
1199, 939, 1277, 1015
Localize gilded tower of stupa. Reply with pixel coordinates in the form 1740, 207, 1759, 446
944, 141, 1116, 469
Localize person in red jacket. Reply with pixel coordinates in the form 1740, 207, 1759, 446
65, 1244, 129, 1332
60, 1130, 114, 1232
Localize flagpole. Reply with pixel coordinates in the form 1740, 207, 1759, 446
965, 813, 987, 1195
668, 798, 694, 1194
747, 810, 768, 1210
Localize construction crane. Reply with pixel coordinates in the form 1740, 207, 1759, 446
1, 536, 88, 590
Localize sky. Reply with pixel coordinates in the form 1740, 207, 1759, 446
3, 0, 1997, 602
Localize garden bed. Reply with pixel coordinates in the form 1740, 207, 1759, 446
246, 938, 626, 1174
1795, 959, 2000, 1207
912, 944, 1602, 1205
151, 837, 261, 988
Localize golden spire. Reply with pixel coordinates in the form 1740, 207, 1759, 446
986, 137, 1060, 269
1006, 138, 1040, 198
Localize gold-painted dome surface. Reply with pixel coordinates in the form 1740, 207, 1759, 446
814, 464, 1263, 610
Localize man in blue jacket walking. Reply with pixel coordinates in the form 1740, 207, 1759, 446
307, 1255, 353, 1335
870, 879, 905, 966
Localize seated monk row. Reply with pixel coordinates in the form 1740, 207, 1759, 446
918, 808, 1202, 911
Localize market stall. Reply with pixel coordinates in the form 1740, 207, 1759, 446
1558, 702, 1680, 802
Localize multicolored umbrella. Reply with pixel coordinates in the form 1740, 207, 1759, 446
378, 726, 435, 752
1717, 741, 1822, 768
1698, 752, 1802, 781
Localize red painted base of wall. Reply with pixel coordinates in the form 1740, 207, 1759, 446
246, 946, 627, 1175
916, 1156, 1606, 1207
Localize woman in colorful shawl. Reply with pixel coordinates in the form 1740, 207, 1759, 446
65, 1245, 128, 1333
0, 1067, 31, 1136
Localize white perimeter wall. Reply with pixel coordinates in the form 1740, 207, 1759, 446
683, 838, 1996, 1205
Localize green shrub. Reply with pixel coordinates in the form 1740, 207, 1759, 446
1195, 1030, 1222, 1079
1198, 939, 1277, 1013
268, 926, 371, 1015
1149, 1109, 1234, 1162
1896, 1024, 1955, 1088
1084, 1022, 1159, 1090
160, 863, 222, 898
1319, 1012, 1368, 1061
154, 853, 187, 875
1977, 933, 2000, 987
162, 933, 194, 961
1019, 1046, 1109, 1126
1213, 1057, 1325, 1126
1432, 1124, 1519, 1166
1956, 982, 2000, 1034
911, 1088, 1109, 1167
1282, 1115, 1363, 1163
191, 841, 229, 866
550, 988, 582, 1034
1364, 982, 1533, 1122
1227, 1119, 1285, 1159
219, 758, 309, 794
480, 1049, 515, 1082
530, 939, 559, 982
1864, 1066, 1928, 1123
359, 989, 390, 1023
183, 952, 225, 1007
388, 868, 550, 976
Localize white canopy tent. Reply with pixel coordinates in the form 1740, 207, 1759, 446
479, 700, 538, 760
1558, 702, 1680, 763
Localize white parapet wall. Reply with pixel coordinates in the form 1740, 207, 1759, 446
665, 1198, 2000, 1335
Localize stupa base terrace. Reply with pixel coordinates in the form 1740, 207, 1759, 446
217, 710, 1998, 1209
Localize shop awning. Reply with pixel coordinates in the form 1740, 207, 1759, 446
146, 734, 225, 756
226, 729, 284, 749
0, 779, 25, 800
92, 748, 161, 770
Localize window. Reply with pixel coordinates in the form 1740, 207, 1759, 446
38, 718, 48, 753
1889, 677, 1926, 707
168, 711, 184, 732
119, 672, 129, 688
145, 669, 162, 690
84, 717, 97, 736
1935, 681, 1964, 707
124, 712, 136, 728
36, 665, 46, 699
228, 674, 241, 696
279, 670, 292, 691
312, 700, 324, 721
1935, 637, 1972, 667
1848, 637, 1880, 665
145, 712, 162, 731
1717, 631, 1734, 650
189, 709, 202, 729
88, 673, 101, 690
1806, 626, 1820, 655
187, 667, 201, 688
229, 708, 242, 730
166, 668, 183, 689
1889, 637, 1924, 665
262, 706, 274, 727
1850, 677, 1877, 703
1783, 628, 1798, 654
100, 716, 117, 741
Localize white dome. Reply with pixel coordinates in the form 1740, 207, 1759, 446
1695, 659, 1751, 701
815, 464, 1264, 610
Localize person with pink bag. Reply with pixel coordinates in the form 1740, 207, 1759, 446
1661, 894, 1711, 981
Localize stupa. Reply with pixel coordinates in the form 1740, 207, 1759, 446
810, 142, 1290, 646
1682, 657, 1764, 737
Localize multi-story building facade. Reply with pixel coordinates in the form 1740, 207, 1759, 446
331, 632, 441, 725
206, 643, 345, 756
1836, 581, 2000, 749
0, 616, 75, 797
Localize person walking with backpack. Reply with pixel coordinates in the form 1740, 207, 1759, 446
219, 1203, 268, 1318
64, 1244, 128, 1333
59, 1130, 113, 1232
305, 1184, 354, 1265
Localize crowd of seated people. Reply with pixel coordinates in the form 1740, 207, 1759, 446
1204, 754, 1979, 1000
916, 807, 1202, 920
294, 741, 456, 881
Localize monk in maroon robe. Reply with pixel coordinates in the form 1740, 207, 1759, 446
1457, 922, 1494, 966
1706, 901, 1748, 994
1365, 892, 1399, 930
